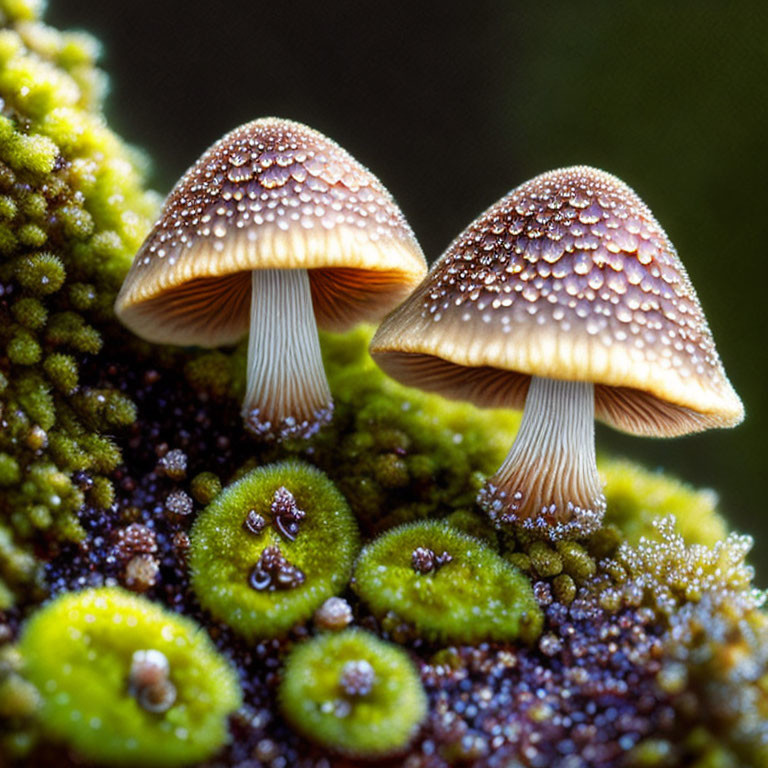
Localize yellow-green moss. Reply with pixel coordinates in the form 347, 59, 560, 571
602, 458, 727, 547
279, 629, 426, 757
0, 1, 158, 604
353, 520, 542, 644
18, 587, 241, 767
189, 461, 360, 639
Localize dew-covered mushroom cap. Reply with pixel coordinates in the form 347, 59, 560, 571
115, 117, 426, 346
371, 166, 743, 437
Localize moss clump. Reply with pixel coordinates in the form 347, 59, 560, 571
189, 460, 360, 639
444, 507, 498, 546
0, 1, 158, 604
189, 471, 222, 505
602, 458, 728, 547
608, 516, 768, 766
613, 515, 755, 615
353, 520, 542, 644
279, 629, 426, 757
315, 327, 521, 531
0, 642, 42, 761
18, 587, 241, 766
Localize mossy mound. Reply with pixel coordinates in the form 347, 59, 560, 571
279, 629, 427, 757
0, 0, 158, 604
189, 460, 360, 639
602, 458, 728, 547
353, 520, 542, 644
18, 587, 241, 767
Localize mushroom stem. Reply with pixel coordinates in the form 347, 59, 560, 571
478, 376, 605, 539
242, 268, 333, 441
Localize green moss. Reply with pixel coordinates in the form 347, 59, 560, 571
14, 371, 54, 429
45, 311, 102, 354
189, 461, 360, 639
602, 458, 728, 547
42, 352, 78, 394
552, 573, 577, 604
7, 326, 42, 364
528, 541, 563, 578
353, 520, 542, 644
0, 642, 41, 760
0, 4, 764, 764
279, 629, 426, 757
67, 281, 96, 310
0, 523, 42, 598
14, 252, 65, 295
184, 351, 235, 400
0, 453, 21, 486
317, 327, 521, 527
11, 297, 47, 329
613, 515, 755, 613
0, 4, 157, 605
555, 540, 597, 584
189, 472, 222, 505
90, 475, 115, 509
610, 515, 768, 765
444, 508, 498, 546
74, 388, 137, 429
19, 587, 241, 766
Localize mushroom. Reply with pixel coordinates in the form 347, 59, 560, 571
115, 118, 426, 441
370, 166, 744, 540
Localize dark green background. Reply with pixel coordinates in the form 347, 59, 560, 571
48, 1, 768, 576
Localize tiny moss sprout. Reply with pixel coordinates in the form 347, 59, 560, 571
189, 460, 360, 639
190, 471, 222, 504
353, 520, 542, 644
18, 587, 241, 766
279, 629, 427, 757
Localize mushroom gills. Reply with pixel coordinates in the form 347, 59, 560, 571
242, 269, 333, 441
478, 376, 606, 539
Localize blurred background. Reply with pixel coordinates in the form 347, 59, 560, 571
48, 1, 768, 576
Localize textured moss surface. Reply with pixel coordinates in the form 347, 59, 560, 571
602, 458, 728, 547
189, 461, 360, 640
354, 520, 542, 644
279, 629, 426, 757
186, 324, 522, 535
18, 587, 241, 766
0, 0, 157, 605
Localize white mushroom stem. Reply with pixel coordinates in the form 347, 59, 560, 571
478, 376, 605, 539
242, 268, 333, 441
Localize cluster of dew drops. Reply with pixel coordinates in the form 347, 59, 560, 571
423, 167, 721, 383
135, 119, 416, 270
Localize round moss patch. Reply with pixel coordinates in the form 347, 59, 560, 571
280, 629, 426, 757
19, 587, 241, 767
189, 460, 360, 639
353, 520, 542, 643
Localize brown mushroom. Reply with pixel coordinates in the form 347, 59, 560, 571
370, 166, 743, 540
115, 118, 426, 441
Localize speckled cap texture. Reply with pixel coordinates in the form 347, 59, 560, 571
371, 166, 743, 437
115, 118, 426, 346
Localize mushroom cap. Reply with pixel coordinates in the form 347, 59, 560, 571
370, 166, 743, 437
115, 118, 426, 346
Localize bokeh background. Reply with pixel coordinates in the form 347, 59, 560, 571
48, 1, 768, 575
